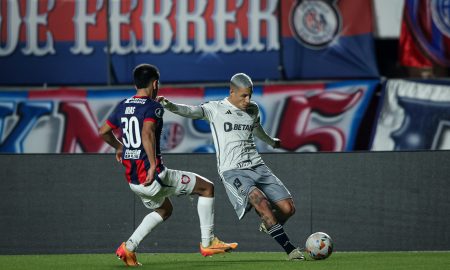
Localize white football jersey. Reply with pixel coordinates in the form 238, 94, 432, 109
201, 98, 265, 174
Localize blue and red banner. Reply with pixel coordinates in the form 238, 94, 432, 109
370, 79, 450, 151
281, 0, 379, 79
400, 0, 450, 68
0, 80, 378, 153
0, 0, 378, 85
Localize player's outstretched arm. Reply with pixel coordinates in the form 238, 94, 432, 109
156, 96, 204, 119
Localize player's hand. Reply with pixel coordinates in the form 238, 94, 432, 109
115, 146, 123, 163
155, 96, 165, 103
143, 168, 157, 186
272, 138, 281, 148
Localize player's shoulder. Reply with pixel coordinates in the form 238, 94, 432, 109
149, 99, 163, 108
116, 98, 128, 106
246, 101, 260, 114
201, 99, 222, 108
249, 101, 259, 108
147, 99, 164, 117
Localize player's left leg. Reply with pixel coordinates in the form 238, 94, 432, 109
118, 198, 172, 266
250, 166, 304, 261
259, 198, 295, 233
249, 188, 303, 260
272, 198, 296, 224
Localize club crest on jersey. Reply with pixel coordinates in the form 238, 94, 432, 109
181, 174, 191, 184
155, 108, 164, 118
289, 0, 342, 49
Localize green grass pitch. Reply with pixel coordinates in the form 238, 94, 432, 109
1, 251, 449, 270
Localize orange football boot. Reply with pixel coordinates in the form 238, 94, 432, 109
200, 237, 238, 257
116, 242, 142, 266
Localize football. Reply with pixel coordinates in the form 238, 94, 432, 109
305, 232, 333, 260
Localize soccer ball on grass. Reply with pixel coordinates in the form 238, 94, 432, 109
305, 232, 333, 260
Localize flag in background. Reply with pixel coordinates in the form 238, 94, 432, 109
399, 0, 450, 68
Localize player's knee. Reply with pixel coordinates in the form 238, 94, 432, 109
155, 205, 173, 220
194, 176, 214, 197
280, 200, 296, 217
287, 204, 296, 217
161, 209, 172, 220
203, 180, 214, 197
249, 190, 270, 211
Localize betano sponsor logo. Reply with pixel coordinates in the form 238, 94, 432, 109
224, 122, 254, 132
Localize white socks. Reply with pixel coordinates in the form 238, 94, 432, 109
197, 196, 215, 247
126, 211, 163, 252
125, 197, 214, 251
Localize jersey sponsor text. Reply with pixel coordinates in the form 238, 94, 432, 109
224, 122, 254, 132
124, 149, 141, 159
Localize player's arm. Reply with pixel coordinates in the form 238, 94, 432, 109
251, 104, 281, 148
99, 123, 123, 162
141, 120, 158, 187
253, 124, 281, 148
156, 96, 204, 119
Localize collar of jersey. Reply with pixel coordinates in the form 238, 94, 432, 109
133, 95, 150, 99
224, 97, 238, 110
224, 97, 249, 112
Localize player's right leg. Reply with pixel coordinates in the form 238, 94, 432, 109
190, 175, 238, 256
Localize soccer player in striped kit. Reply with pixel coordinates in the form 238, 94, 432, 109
99, 64, 237, 266
157, 73, 304, 261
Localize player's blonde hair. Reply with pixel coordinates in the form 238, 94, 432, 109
230, 73, 253, 90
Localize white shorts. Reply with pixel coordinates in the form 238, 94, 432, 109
129, 168, 197, 209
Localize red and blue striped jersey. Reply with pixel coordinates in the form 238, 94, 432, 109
106, 96, 164, 185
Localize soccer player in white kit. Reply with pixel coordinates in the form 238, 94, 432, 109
157, 73, 305, 260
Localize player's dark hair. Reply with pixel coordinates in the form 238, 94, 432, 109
133, 64, 160, 89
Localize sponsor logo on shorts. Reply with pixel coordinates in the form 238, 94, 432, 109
178, 187, 188, 196
237, 160, 252, 168
233, 178, 242, 189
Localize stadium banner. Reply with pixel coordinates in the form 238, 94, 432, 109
370, 79, 450, 151
399, 0, 450, 68
280, 0, 379, 79
0, 80, 378, 153
0, 0, 378, 86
